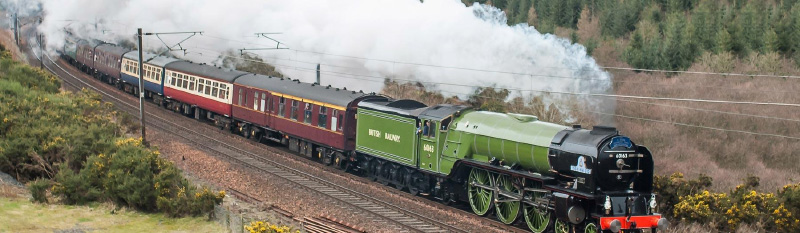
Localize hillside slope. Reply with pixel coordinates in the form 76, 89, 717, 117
449, 0, 800, 191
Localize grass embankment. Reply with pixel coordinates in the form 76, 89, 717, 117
0, 196, 224, 233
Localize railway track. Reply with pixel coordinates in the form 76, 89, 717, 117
28, 33, 469, 233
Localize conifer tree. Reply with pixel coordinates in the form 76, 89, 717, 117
763, 29, 780, 53
715, 27, 733, 54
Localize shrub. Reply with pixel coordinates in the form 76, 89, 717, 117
245, 221, 296, 233
51, 163, 102, 205
673, 190, 729, 224
661, 173, 800, 232
698, 51, 735, 73
27, 178, 50, 203
0, 52, 224, 217
653, 172, 712, 217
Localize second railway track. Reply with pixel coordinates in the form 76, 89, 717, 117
28, 32, 468, 233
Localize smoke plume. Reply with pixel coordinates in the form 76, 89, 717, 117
11, 0, 614, 123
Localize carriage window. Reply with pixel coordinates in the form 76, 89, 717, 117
330, 110, 339, 131
279, 97, 285, 116
253, 92, 259, 110
170, 74, 176, 86
318, 106, 327, 128
259, 93, 266, 111
197, 79, 204, 93
304, 103, 312, 124
338, 113, 343, 130
291, 100, 299, 120
269, 97, 274, 112
188, 77, 195, 91
237, 89, 243, 106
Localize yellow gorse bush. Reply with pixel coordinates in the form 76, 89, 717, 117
672, 182, 800, 231
244, 221, 297, 233
674, 190, 729, 222
114, 137, 142, 147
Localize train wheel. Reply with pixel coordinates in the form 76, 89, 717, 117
322, 151, 334, 166
494, 175, 520, 225
523, 184, 551, 233
467, 168, 494, 216
379, 163, 392, 186
334, 153, 347, 170
368, 160, 380, 182
583, 221, 598, 233
394, 167, 407, 191
555, 218, 570, 233
406, 172, 422, 196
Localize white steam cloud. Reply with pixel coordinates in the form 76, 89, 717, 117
13, 0, 613, 123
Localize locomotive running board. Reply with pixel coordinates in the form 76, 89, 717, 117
451, 159, 555, 183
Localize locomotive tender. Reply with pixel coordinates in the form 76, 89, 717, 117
60, 40, 668, 233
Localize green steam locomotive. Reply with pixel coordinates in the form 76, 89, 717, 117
354, 98, 668, 233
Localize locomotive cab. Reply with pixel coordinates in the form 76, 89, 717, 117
548, 126, 668, 232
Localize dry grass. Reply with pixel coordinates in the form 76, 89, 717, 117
608, 50, 800, 192
382, 25, 800, 193
0, 196, 224, 233
0, 185, 26, 199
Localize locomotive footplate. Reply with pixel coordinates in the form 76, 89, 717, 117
600, 215, 668, 232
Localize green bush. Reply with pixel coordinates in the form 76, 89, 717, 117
51, 163, 102, 205
653, 172, 712, 217
0, 49, 223, 218
52, 138, 225, 217
27, 178, 51, 203
657, 173, 800, 232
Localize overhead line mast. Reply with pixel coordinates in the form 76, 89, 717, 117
136, 28, 203, 145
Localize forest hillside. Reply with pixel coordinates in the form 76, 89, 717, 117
430, 0, 800, 191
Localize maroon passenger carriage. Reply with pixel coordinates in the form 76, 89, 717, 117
75, 41, 101, 75
163, 61, 249, 128
93, 44, 130, 86
231, 75, 384, 168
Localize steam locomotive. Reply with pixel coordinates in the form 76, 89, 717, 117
60, 38, 668, 233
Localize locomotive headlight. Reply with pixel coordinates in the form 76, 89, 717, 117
604, 196, 612, 215
650, 193, 657, 213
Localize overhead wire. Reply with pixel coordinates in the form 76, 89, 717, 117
187, 43, 798, 97
57, 27, 800, 140
189, 36, 800, 95
433, 89, 800, 141
59, 17, 800, 80
194, 47, 800, 108
51, 18, 800, 141
289, 49, 800, 80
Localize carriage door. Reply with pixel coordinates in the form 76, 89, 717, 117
418, 118, 439, 173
